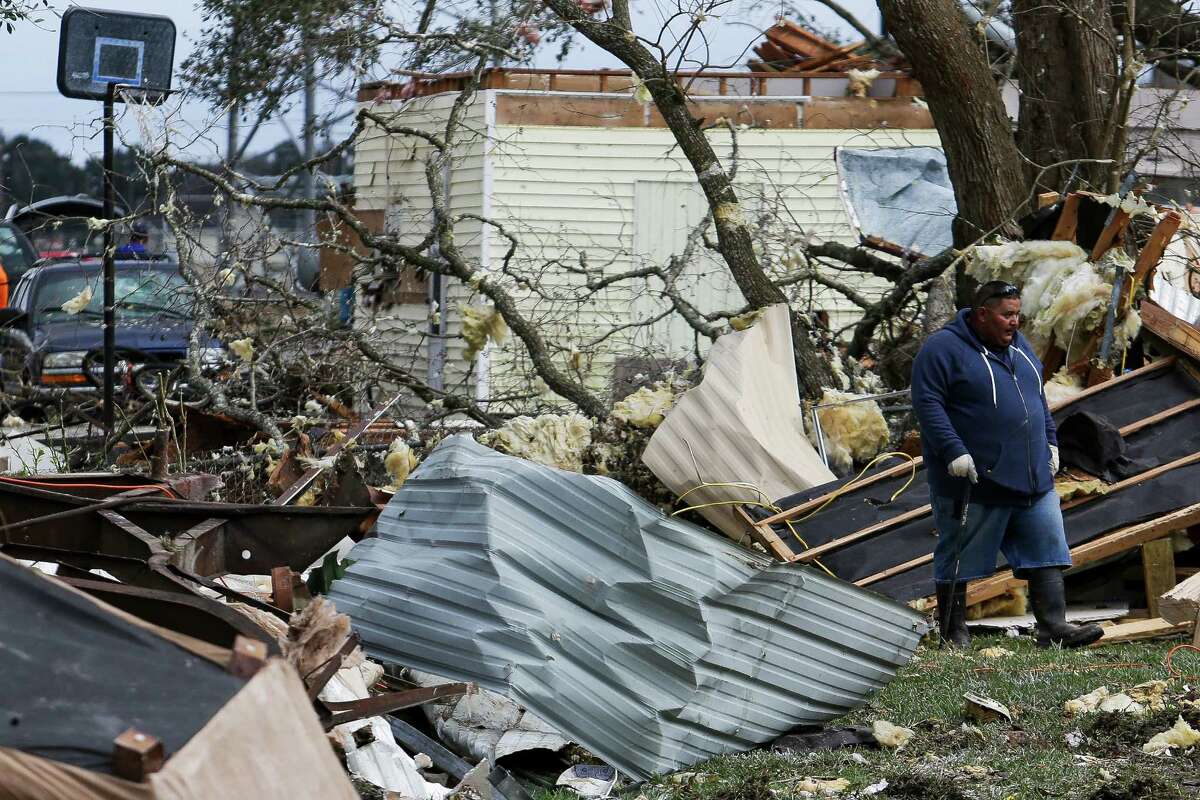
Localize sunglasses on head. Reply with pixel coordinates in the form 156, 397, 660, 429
982, 283, 1020, 302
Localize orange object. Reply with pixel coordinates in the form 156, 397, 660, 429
39, 373, 88, 386
0, 261, 8, 308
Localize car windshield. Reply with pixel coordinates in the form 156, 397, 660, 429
34, 268, 193, 322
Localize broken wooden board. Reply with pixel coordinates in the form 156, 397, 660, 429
1090, 617, 1192, 646
1160, 571, 1200, 626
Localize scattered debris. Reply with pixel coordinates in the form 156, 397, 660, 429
977, 646, 1015, 658
1159, 571, 1200, 626
556, 764, 617, 798
812, 389, 890, 474
385, 438, 420, 487
966, 586, 1027, 620
229, 336, 255, 362
1044, 367, 1085, 406
1067, 687, 1118, 716
1142, 716, 1200, 754
411, 670, 571, 764
485, 413, 593, 472
1056, 477, 1110, 501
872, 720, 915, 750
846, 68, 880, 97
460, 304, 509, 360
0, 555, 358, 798
610, 384, 675, 429
59, 284, 92, 314
794, 777, 850, 796
964, 693, 1014, 724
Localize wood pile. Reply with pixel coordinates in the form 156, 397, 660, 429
749, 19, 888, 73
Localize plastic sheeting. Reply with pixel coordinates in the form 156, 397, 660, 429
835, 146, 956, 258
329, 436, 929, 780
641, 304, 834, 541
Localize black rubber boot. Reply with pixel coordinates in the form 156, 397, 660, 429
936, 582, 971, 648
1026, 567, 1104, 648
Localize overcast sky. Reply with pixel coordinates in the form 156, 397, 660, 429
0, 1, 881, 164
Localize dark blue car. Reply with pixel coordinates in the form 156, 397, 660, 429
0, 259, 222, 401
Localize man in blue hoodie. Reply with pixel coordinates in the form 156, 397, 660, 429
911, 280, 1103, 649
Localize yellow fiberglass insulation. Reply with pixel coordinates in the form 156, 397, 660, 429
611, 384, 676, 428
968, 240, 1087, 286
965, 585, 1027, 620
488, 413, 593, 472
968, 240, 1135, 359
460, 304, 509, 361
846, 68, 880, 97
385, 438, 419, 487
1044, 368, 1084, 407
812, 389, 889, 474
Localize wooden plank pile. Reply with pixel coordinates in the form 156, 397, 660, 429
749, 19, 876, 73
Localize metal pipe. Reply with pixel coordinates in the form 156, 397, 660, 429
102, 82, 117, 442
812, 388, 911, 409
810, 405, 829, 468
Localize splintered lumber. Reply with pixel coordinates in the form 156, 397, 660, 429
1090, 617, 1192, 646
1142, 538, 1177, 618
736, 505, 797, 561
1160, 572, 1200, 626
1142, 299, 1200, 363
1122, 211, 1182, 310
1089, 208, 1132, 261
1051, 193, 1082, 241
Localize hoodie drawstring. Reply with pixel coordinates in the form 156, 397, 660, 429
978, 348, 998, 407
1013, 346, 1044, 395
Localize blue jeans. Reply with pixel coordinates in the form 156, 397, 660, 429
931, 489, 1072, 583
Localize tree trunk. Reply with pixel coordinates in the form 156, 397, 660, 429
879, 0, 1029, 247
542, 0, 833, 398
1011, 0, 1116, 193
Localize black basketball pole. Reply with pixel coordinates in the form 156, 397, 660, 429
102, 81, 116, 443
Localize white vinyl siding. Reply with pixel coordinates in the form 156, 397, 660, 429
355, 89, 942, 406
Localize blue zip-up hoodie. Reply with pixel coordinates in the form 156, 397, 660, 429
911, 308, 1056, 504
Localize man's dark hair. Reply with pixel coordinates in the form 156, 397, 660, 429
973, 280, 1020, 310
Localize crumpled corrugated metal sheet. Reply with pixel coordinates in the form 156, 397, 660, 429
641, 304, 835, 542
330, 436, 929, 779
835, 146, 956, 258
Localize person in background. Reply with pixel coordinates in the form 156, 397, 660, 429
114, 221, 150, 259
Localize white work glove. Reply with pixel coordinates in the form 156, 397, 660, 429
1049, 445, 1060, 475
948, 454, 978, 484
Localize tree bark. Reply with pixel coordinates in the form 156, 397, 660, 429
879, 0, 1029, 246
1011, 0, 1116, 193
542, 0, 833, 399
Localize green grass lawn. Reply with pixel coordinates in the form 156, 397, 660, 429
548, 634, 1200, 800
